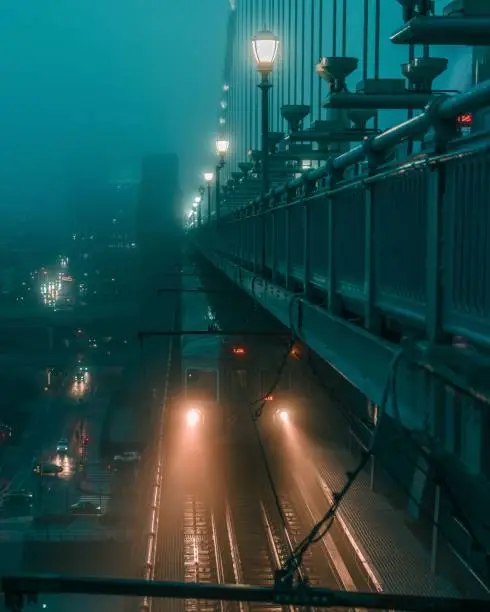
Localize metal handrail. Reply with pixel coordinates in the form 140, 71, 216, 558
140, 311, 177, 612
233, 79, 490, 207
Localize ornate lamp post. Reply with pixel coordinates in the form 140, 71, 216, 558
203, 172, 214, 225
252, 30, 279, 195
215, 137, 230, 225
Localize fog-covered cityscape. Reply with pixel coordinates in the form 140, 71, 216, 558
0, 2, 489, 612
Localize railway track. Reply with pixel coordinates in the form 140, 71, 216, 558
154, 447, 350, 612
224, 493, 284, 612
275, 490, 352, 612
183, 491, 225, 612
152, 402, 354, 612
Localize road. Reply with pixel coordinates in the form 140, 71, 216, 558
0, 393, 86, 515
0, 379, 113, 547
0, 252, 184, 612
0, 388, 108, 612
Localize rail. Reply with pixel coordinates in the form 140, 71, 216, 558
211, 510, 226, 612
224, 498, 247, 612
224, 492, 283, 612
182, 492, 223, 612
141, 312, 176, 612
197, 81, 490, 357
259, 503, 295, 612
246, 79, 490, 202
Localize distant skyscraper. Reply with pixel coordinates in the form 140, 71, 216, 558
137, 154, 180, 234
137, 154, 182, 290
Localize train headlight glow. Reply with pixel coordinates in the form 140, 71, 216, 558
186, 409, 201, 427
275, 408, 289, 423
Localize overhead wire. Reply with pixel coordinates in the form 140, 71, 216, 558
231, 287, 489, 575
251, 336, 296, 420
298, 347, 489, 573
240, 288, 488, 579
389, 351, 490, 558
278, 351, 403, 582
247, 294, 302, 419
240, 332, 297, 556
307, 347, 489, 550
250, 401, 295, 559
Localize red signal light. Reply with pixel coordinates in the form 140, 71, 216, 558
457, 113, 472, 126
232, 346, 246, 355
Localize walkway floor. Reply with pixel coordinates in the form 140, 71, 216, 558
310, 443, 459, 597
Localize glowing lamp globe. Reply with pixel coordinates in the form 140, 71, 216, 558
203, 172, 214, 182
216, 138, 230, 156
252, 30, 279, 72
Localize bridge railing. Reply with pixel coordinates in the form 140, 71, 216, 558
199, 82, 490, 351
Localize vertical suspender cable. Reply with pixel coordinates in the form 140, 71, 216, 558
318, 0, 323, 121
374, 0, 380, 129
362, 0, 368, 81
294, 0, 299, 103
249, 0, 254, 151
287, 0, 292, 103
310, 0, 315, 121
254, 3, 260, 148
341, 0, 347, 57
301, 0, 306, 106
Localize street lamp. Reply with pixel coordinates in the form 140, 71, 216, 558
193, 191, 204, 227
216, 138, 230, 157
215, 137, 229, 225
198, 186, 205, 227
252, 30, 279, 195
203, 172, 214, 225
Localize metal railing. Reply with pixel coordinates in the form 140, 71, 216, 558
198, 80, 490, 352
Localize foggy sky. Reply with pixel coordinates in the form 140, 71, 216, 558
0, 1, 229, 219
0, 1, 471, 224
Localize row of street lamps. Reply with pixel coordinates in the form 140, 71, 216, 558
190, 30, 280, 227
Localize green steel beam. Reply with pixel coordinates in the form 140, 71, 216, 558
2, 575, 488, 611
198, 253, 490, 429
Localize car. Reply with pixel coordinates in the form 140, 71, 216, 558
56, 438, 69, 454
33, 462, 63, 476
70, 500, 102, 515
